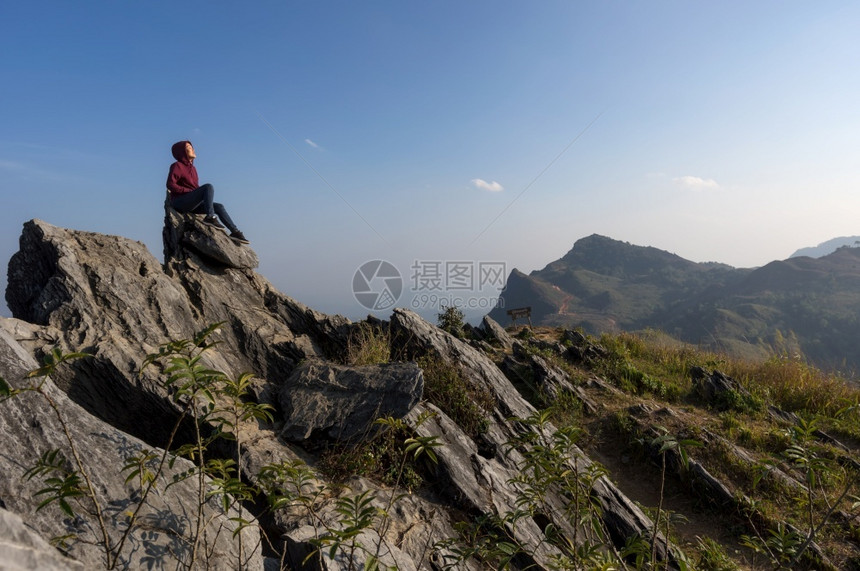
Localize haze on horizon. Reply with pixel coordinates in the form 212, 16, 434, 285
2, 1, 859, 321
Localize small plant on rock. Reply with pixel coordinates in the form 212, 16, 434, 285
437, 305, 465, 338
439, 409, 628, 569
417, 355, 493, 437
346, 322, 391, 365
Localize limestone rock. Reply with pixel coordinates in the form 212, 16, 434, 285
279, 360, 424, 441
3, 218, 693, 569
391, 308, 535, 421
0, 508, 85, 571
273, 472, 483, 571
164, 201, 259, 269
390, 308, 673, 565
690, 366, 752, 407
562, 329, 608, 364
479, 315, 514, 350
3, 219, 352, 566
4, 219, 345, 445
3, 220, 479, 569
0, 323, 263, 570
526, 351, 598, 414
285, 523, 419, 571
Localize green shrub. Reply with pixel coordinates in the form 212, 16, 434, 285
695, 535, 739, 570
711, 387, 764, 414
418, 356, 493, 437
318, 423, 423, 491
437, 305, 465, 338
515, 327, 534, 340
607, 360, 680, 400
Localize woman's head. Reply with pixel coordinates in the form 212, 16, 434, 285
171, 140, 195, 163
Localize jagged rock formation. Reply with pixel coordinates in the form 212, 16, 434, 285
478, 315, 514, 350
1, 212, 680, 569
163, 200, 260, 270
279, 360, 424, 441
0, 508, 86, 571
0, 321, 261, 570
690, 366, 754, 407
390, 309, 675, 566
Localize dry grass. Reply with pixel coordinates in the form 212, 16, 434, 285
518, 325, 860, 569
346, 322, 391, 366
724, 355, 860, 418
587, 329, 860, 420
417, 355, 494, 437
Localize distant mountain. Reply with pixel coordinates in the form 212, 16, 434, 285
790, 236, 860, 259
490, 234, 860, 372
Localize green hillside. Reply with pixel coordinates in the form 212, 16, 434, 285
490, 236, 860, 374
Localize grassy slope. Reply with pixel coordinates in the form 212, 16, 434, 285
494, 325, 860, 570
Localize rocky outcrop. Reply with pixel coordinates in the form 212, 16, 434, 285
0, 508, 86, 571
3, 218, 485, 569
562, 329, 609, 364
3, 216, 692, 569
163, 201, 259, 270
479, 315, 514, 350
690, 366, 753, 408
2, 219, 361, 569
390, 308, 675, 566
5, 219, 347, 445
505, 341, 599, 413
0, 323, 262, 570
279, 360, 424, 441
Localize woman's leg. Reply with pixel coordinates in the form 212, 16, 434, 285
170, 184, 215, 217
172, 185, 240, 234
213, 202, 239, 234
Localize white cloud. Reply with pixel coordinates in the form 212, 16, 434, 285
0, 159, 26, 172
305, 138, 319, 149
471, 178, 504, 192
673, 175, 719, 191
0, 158, 80, 183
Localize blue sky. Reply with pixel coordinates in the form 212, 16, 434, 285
2, 1, 859, 322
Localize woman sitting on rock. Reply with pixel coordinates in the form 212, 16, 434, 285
166, 140, 249, 244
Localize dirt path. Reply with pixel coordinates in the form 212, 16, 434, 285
579, 390, 766, 570
551, 285, 573, 315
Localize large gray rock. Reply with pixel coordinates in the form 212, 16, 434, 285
4, 219, 346, 445
163, 201, 259, 269
0, 508, 85, 571
279, 360, 424, 441
0, 322, 263, 570
479, 315, 514, 350
2, 220, 352, 566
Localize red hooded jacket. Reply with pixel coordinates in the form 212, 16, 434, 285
166, 141, 199, 199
